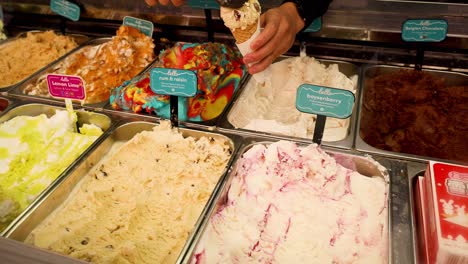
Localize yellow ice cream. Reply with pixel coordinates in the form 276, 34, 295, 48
0, 110, 102, 232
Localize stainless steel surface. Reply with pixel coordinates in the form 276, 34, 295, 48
102, 47, 250, 127
220, 57, 360, 150
0, 30, 90, 92
355, 64, 468, 164
5, 121, 243, 264
406, 161, 429, 264
0, 103, 113, 236
180, 138, 405, 264
0, 237, 85, 264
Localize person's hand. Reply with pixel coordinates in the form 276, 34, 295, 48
242, 3, 304, 74
145, 0, 185, 6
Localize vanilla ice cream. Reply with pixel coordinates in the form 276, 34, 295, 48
228, 56, 358, 142
26, 122, 232, 264
193, 141, 388, 263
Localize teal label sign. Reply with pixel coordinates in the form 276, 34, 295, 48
123, 16, 154, 37
304, 17, 322, 33
402, 19, 448, 42
50, 0, 80, 22
150, 68, 197, 97
188, 0, 219, 9
296, 84, 355, 119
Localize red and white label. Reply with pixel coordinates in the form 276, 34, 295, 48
47, 74, 86, 100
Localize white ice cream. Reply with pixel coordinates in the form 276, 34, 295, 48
228, 56, 358, 142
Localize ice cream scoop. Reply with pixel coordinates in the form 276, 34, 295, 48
215, 0, 247, 8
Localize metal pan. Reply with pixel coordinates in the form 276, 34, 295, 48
218, 57, 361, 150
355, 65, 468, 163
0, 103, 113, 236
179, 138, 393, 264
5, 121, 243, 264
102, 43, 250, 128
8, 37, 111, 109
10, 36, 158, 110
0, 30, 90, 92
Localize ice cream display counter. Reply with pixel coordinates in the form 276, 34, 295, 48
0, 0, 467, 263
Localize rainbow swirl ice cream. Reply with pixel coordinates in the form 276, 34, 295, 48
110, 42, 247, 122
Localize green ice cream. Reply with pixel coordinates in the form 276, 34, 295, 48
0, 110, 102, 231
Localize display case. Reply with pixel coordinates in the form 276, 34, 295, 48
0, 0, 466, 263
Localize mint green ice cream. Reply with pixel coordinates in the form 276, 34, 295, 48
0, 110, 102, 231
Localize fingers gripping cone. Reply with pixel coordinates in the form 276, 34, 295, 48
232, 19, 270, 84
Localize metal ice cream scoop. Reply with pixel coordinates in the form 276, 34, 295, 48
215, 0, 247, 8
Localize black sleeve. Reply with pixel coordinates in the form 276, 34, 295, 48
281, 0, 333, 31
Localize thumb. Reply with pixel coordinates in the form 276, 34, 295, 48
260, 13, 266, 28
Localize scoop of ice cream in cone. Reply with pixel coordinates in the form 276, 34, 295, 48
220, 0, 261, 44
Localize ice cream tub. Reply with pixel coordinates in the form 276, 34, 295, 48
0, 103, 113, 236
105, 41, 249, 127
181, 138, 391, 264
4, 121, 243, 264
0, 30, 90, 92
8, 37, 111, 108
220, 57, 361, 150
356, 65, 468, 163
11, 29, 157, 109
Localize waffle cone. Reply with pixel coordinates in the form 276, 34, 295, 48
231, 20, 259, 44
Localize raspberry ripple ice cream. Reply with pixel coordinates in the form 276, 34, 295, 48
193, 141, 388, 263
228, 56, 358, 142
26, 122, 233, 263
110, 42, 247, 122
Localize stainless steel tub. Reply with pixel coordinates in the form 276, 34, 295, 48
0, 103, 113, 236
180, 138, 393, 264
219, 57, 361, 150
102, 45, 250, 127
9, 37, 111, 109
355, 65, 468, 163
5, 121, 243, 264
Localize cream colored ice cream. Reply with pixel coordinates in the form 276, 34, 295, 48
26, 122, 232, 264
0, 110, 102, 232
0, 31, 77, 87
23, 26, 155, 104
220, 0, 261, 31
228, 56, 358, 142
193, 141, 388, 263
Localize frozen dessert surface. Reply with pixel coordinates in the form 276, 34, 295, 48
193, 141, 388, 263
110, 42, 247, 122
0, 110, 102, 232
24, 26, 155, 104
220, 0, 261, 31
228, 56, 358, 141
0, 31, 77, 87
360, 69, 468, 162
26, 122, 232, 264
